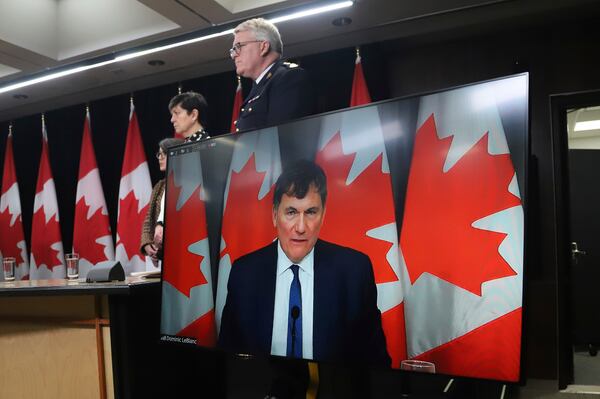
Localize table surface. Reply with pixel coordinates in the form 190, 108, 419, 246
0, 276, 159, 297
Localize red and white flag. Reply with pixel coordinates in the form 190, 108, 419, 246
215, 128, 281, 332
0, 131, 29, 280
115, 102, 152, 275
230, 77, 243, 132
316, 105, 408, 367
30, 120, 65, 279
350, 49, 371, 107
400, 76, 525, 381
73, 110, 114, 278
161, 152, 215, 346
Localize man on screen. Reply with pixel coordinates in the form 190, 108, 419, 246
218, 160, 390, 366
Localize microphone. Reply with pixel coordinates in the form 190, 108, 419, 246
291, 305, 301, 357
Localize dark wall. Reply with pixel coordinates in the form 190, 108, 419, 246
2, 15, 599, 381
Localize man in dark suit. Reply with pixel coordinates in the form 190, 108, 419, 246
219, 160, 390, 366
229, 18, 315, 132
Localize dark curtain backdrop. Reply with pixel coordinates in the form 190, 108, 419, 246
0, 44, 388, 255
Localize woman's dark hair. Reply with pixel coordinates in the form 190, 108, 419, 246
158, 137, 184, 152
168, 91, 208, 127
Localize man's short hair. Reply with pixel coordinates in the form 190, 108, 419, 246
234, 18, 283, 56
168, 91, 208, 126
274, 159, 327, 209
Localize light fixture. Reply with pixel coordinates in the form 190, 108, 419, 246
0, 1, 353, 95
574, 120, 600, 132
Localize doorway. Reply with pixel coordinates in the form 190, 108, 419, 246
553, 93, 600, 391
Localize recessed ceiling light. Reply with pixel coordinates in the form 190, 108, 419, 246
332, 17, 352, 26
13, 94, 28, 99
148, 59, 165, 67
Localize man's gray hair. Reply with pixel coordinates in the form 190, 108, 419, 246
234, 18, 283, 56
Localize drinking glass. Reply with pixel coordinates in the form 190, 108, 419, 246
3, 257, 16, 281
66, 253, 80, 280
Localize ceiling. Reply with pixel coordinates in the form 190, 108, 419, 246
0, 0, 598, 122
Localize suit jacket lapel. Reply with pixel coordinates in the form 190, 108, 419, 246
313, 240, 331, 359
255, 241, 278, 353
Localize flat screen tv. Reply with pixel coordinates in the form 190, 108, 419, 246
160, 73, 528, 382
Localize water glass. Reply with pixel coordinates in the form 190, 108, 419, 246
66, 253, 79, 280
3, 257, 16, 281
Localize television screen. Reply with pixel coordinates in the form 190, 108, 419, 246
160, 73, 528, 382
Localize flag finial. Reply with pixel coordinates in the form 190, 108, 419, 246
9, 122, 13, 135
237, 75, 241, 85
129, 94, 134, 106
356, 46, 360, 58
85, 104, 90, 115
178, 83, 182, 94
41, 113, 46, 129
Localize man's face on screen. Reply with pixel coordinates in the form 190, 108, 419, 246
273, 186, 325, 264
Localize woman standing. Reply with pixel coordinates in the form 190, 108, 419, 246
140, 137, 183, 263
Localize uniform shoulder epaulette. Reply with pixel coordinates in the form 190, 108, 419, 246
283, 62, 299, 68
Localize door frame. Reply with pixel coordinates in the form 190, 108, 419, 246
551, 89, 600, 389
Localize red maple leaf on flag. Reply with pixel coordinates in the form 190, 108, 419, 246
316, 133, 397, 284
400, 115, 521, 296
31, 210, 62, 270
73, 199, 111, 264
163, 172, 208, 297
0, 208, 26, 264
220, 154, 276, 264
116, 191, 148, 259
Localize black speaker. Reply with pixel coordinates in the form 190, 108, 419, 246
85, 261, 126, 282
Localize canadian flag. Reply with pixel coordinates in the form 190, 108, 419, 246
230, 77, 243, 133
72, 110, 114, 278
29, 120, 65, 279
316, 106, 408, 367
161, 151, 215, 345
350, 49, 372, 107
115, 102, 152, 275
215, 128, 281, 333
0, 131, 29, 280
400, 77, 525, 381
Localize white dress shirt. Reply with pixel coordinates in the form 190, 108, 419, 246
270, 240, 314, 358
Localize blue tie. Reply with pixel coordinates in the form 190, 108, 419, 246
287, 264, 302, 358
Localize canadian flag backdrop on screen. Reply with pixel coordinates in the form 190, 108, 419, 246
0, 131, 29, 280
115, 103, 152, 274
400, 79, 524, 381
215, 128, 281, 332
30, 121, 65, 279
316, 106, 408, 367
161, 152, 216, 346
73, 111, 114, 277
